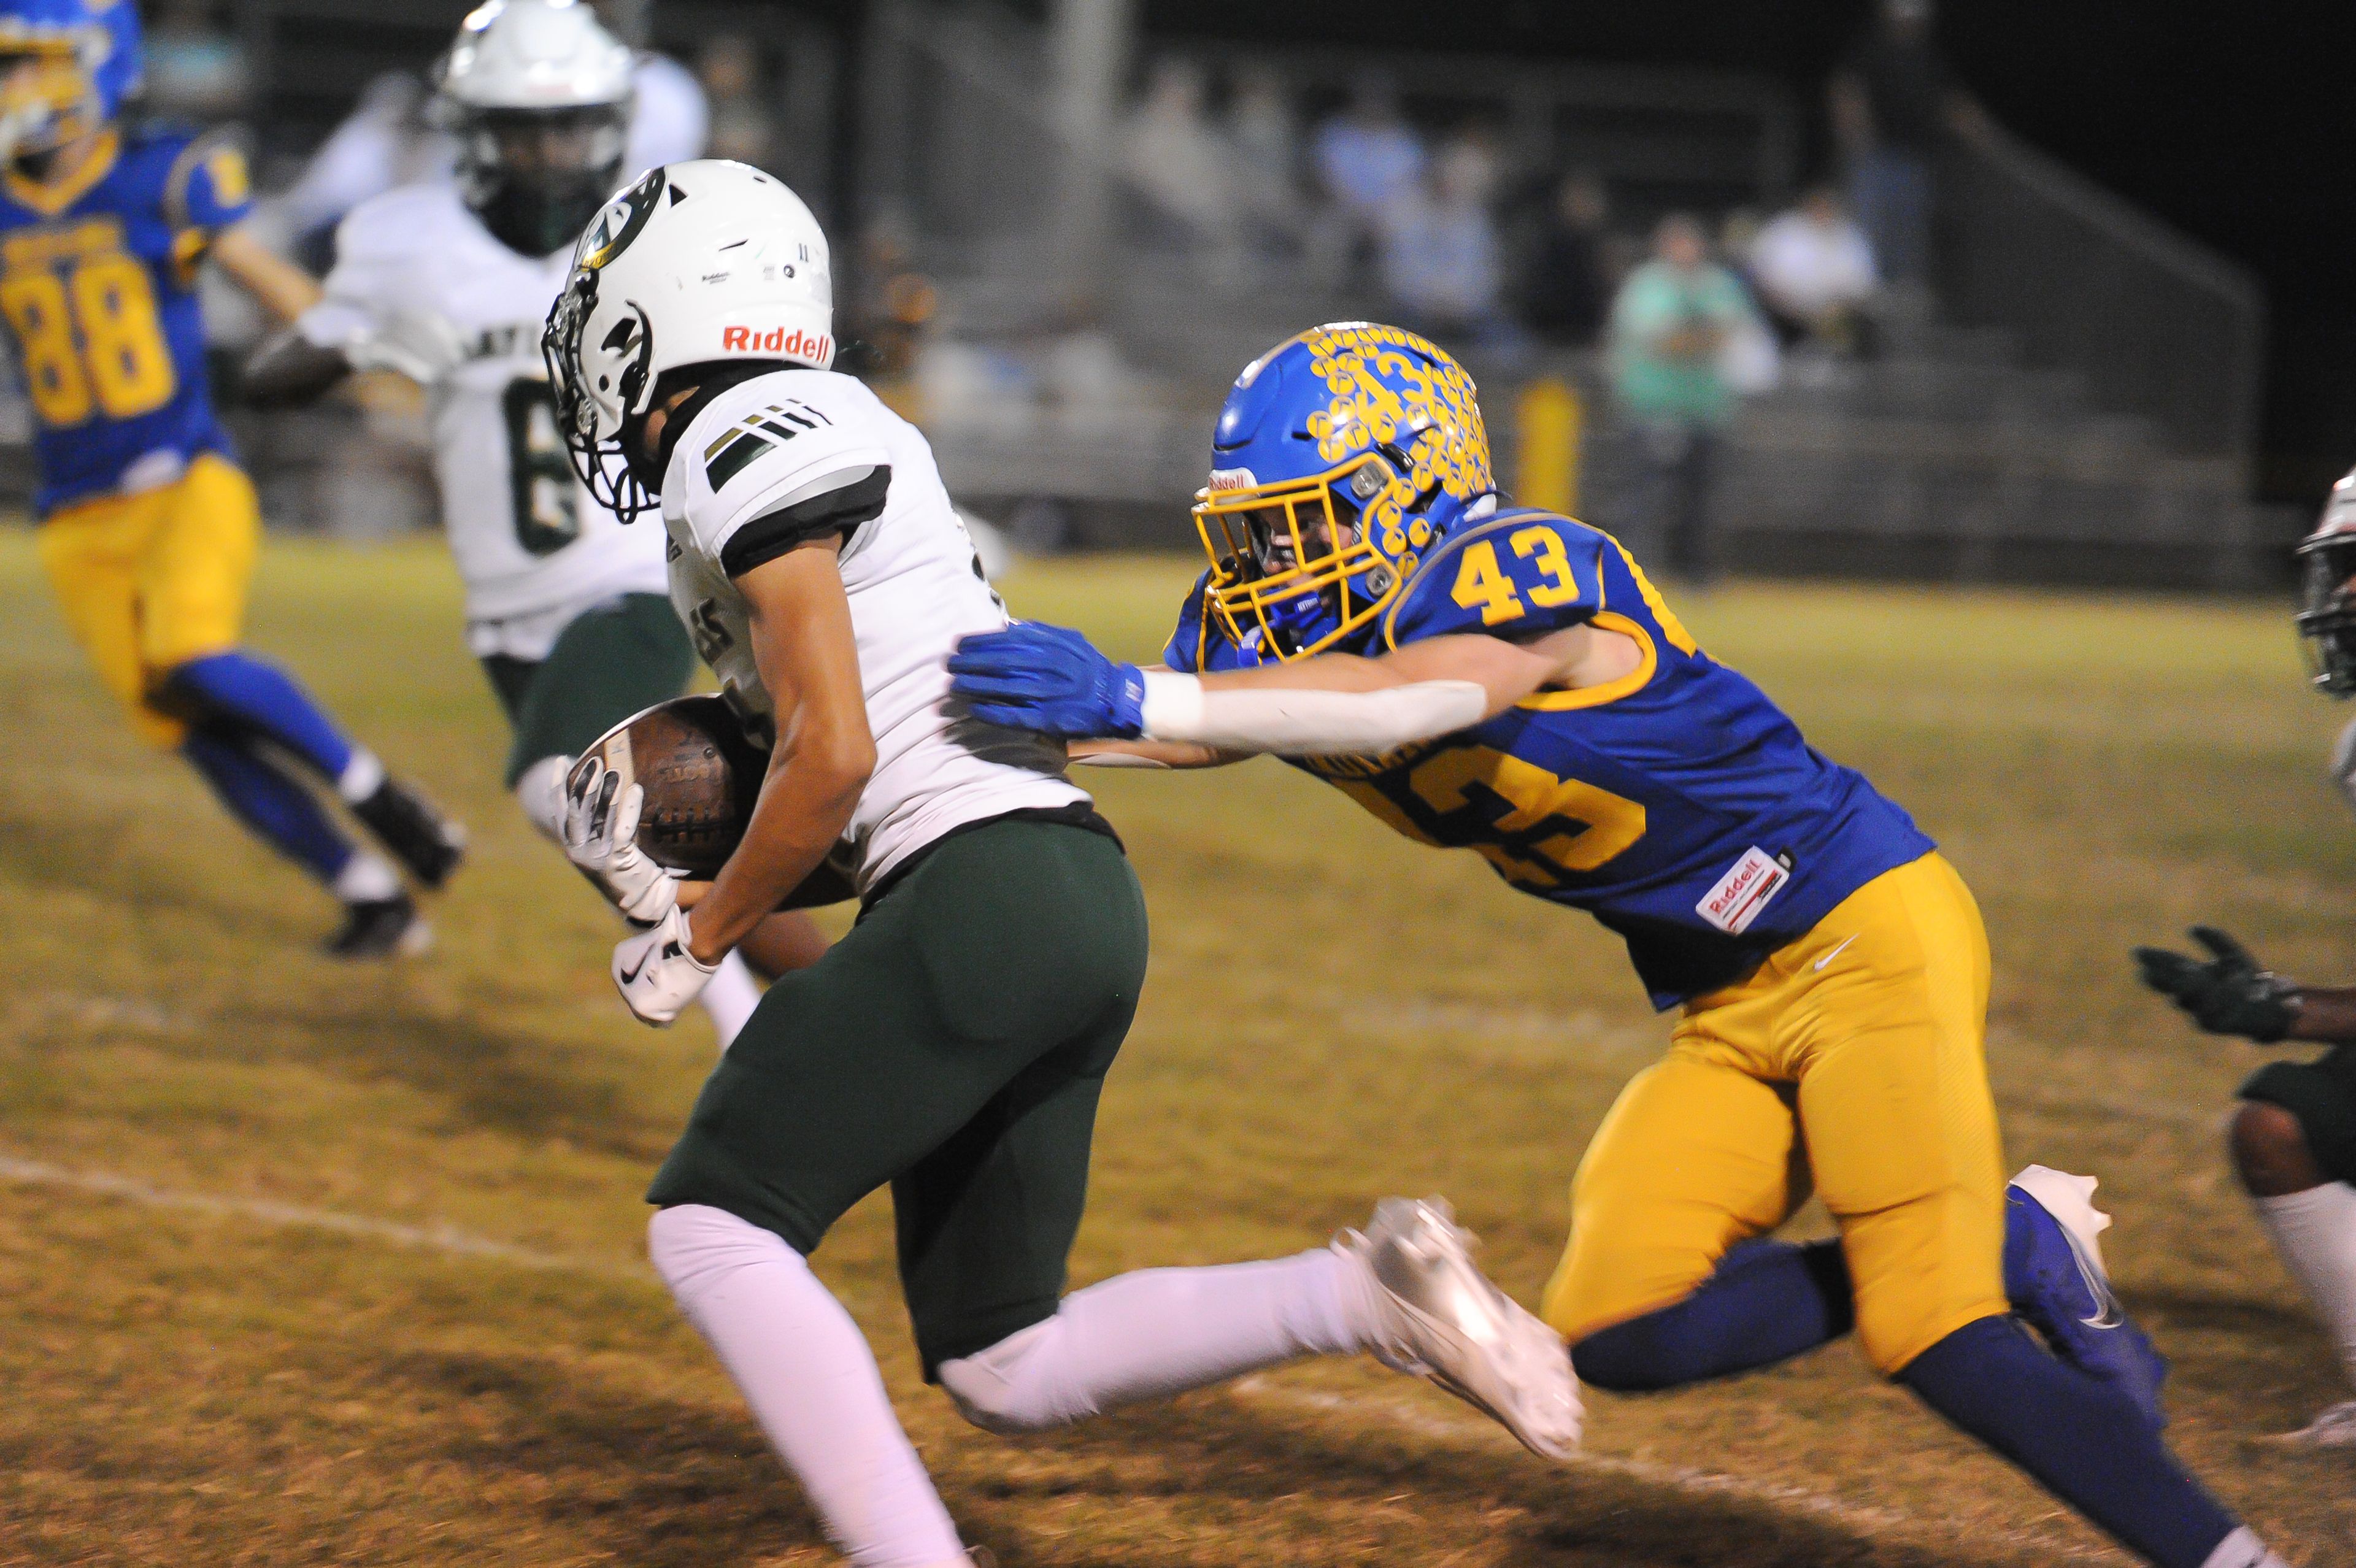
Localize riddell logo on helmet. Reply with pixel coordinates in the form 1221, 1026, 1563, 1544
722, 326, 831, 358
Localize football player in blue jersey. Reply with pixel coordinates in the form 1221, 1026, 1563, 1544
950, 323, 2289, 1568
0, 0, 465, 954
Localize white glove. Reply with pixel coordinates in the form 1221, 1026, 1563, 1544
613, 907, 718, 1026
343, 306, 468, 385
563, 757, 680, 923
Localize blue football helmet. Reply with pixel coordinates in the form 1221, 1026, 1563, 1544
0, 0, 140, 164
1193, 322, 1493, 659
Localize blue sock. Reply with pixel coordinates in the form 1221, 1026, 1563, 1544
182, 728, 355, 886
163, 650, 356, 784
1571, 1239, 1855, 1390
1899, 1315, 2237, 1568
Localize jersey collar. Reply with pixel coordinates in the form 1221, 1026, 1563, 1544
4, 128, 120, 217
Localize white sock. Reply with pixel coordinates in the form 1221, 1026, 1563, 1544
648, 1204, 966, 1568
935, 1247, 1379, 1433
2253, 1180, 2356, 1391
698, 951, 763, 1051
336, 748, 385, 805
513, 754, 571, 843
331, 850, 400, 904
2200, 1524, 2292, 1568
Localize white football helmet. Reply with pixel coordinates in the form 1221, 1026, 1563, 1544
543, 158, 834, 521
435, 0, 634, 256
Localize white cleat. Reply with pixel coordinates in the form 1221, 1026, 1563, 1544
2266, 1400, 2356, 1449
1336, 1196, 1583, 1460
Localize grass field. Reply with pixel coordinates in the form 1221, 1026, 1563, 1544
2, 532, 2353, 1567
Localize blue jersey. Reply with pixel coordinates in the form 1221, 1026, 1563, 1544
0, 125, 251, 514
1166, 507, 1936, 1009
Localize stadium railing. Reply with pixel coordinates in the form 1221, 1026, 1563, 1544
1934, 118, 2266, 475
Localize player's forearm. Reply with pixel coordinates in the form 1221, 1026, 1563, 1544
2288, 986, 2356, 1044
1197, 632, 1572, 716
688, 747, 866, 961
1137, 671, 1487, 756
1071, 738, 1240, 769
210, 226, 323, 324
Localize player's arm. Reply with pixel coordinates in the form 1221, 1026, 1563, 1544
951, 622, 1634, 758
2134, 926, 2356, 1045
1188, 627, 1619, 716
241, 202, 468, 405
683, 537, 875, 965
210, 226, 323, 323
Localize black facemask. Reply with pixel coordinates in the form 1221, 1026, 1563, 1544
454, 104, 629, 258
477, 165, 621, 258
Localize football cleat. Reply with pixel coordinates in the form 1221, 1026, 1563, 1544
352, 777, 468, 888
2004, 1164, 2170, 1430
1338, 1196, 1582, 1460
325, 893, 432, 959
2265, 1400, 2356, 1448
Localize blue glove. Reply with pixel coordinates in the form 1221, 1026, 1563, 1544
948, 622, 1147, 739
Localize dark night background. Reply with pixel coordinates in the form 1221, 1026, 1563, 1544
1095, 0, 2354, 505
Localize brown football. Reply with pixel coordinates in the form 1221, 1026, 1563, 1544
570, 695, 767, 878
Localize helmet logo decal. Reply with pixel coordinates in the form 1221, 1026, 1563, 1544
1301, 322, 1490, 504
577, 169, 664, 271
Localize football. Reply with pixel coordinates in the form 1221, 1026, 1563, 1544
570, 694, 767, 878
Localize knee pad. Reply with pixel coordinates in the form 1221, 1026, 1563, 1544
934, 1315, 1077, 1434
514, 753, 572, 844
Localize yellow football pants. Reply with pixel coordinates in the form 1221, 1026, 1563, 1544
35, 453, 260, 748
1541, 851, 2008, 1374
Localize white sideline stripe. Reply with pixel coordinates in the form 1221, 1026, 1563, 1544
0, 1151, 641, 1279
1, 1150, 2130, 1563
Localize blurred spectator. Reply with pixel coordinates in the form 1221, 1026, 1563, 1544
1379, 131, 1520, 359
1749, 186, 1880, 358
1226, 64, 1303, 256
1521, 170, 1611, 348
1607, 213, 1761, 580
1312, 71, 1424, 274
144, 0, 250, 124
850, 218, 939, 389
699, 34, 775, 168
1830, 0, 1985, 287
1118, 57, 1238, 263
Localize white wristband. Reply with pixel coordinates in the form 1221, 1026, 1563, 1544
1137, 669, 1487, 756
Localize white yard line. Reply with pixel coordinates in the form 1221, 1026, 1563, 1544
0, 1150, 639, 1278
0, 1147, 2130, 1565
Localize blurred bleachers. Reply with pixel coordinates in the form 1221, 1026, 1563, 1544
0, 0, 2292, 587
855, 0, 2294, 584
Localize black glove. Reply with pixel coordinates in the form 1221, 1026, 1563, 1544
2132, 926, 2301, 1043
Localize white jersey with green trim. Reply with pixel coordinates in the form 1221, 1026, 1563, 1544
301, 182, 670, 623
661, 368, 1087, 893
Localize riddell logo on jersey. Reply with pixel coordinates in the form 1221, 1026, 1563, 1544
722, 326, 831, 358
1695, 845, 1789, 935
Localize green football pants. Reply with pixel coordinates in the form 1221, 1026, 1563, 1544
645, 817, 1150, 1373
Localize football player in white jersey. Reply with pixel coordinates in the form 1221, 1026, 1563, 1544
244, 0, 788, 1037
543, 158, 1582, 1565
2129, 487, 2356, 1450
